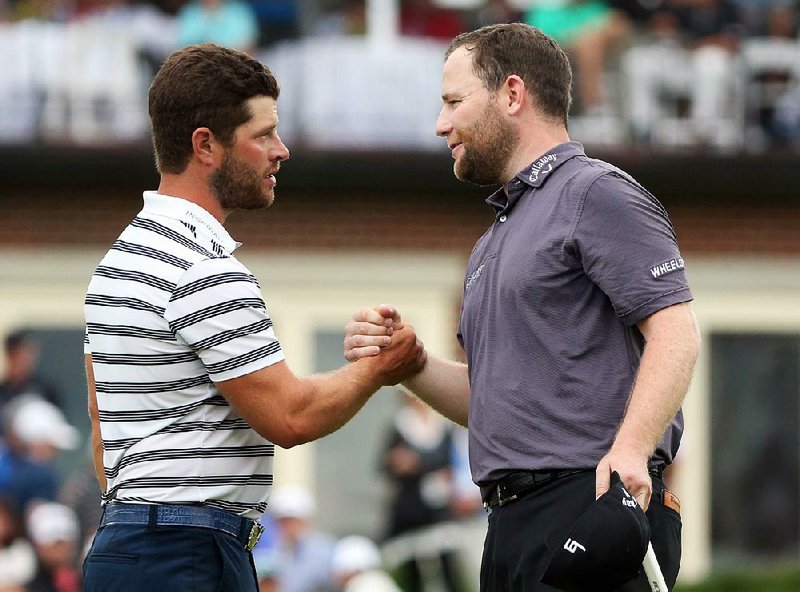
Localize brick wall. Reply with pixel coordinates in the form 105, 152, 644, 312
2, 189, 799, 256
2, 147, 798, 255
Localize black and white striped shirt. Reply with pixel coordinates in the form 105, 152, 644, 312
85, 192, 284, 519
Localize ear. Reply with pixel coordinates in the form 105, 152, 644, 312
503, 75, 527, 116
191, 127, 217, 167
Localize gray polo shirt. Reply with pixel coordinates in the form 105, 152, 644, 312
458, 142, 692, 486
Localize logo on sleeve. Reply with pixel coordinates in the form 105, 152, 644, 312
650, 257, 685, 279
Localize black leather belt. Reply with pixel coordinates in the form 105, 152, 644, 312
101, 502, 265, 551
481, 464, 667, 510
480, 469, 588, 509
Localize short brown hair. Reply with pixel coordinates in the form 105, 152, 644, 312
148, 44, 280, 174
446, 24, 572, 126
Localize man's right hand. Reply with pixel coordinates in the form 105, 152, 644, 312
344, 304, 402, 362
360, 322, 427, 386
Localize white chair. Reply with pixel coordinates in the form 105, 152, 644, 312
740, 37, 800, 149
621, 40, 746, 150
0, 23, 36, 141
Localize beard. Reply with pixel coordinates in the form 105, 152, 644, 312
209, 151, 273, 212
454, 102, 518, 187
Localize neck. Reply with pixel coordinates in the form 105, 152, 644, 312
502, 120, 570, 185
158, 171, 227, 223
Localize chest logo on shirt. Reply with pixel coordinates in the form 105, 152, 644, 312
529, 154, 557, 182
650, 257, 685, 279
465, 263, 486, 290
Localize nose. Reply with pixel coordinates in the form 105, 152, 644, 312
435, 107, 451, 138
273, 134, 290, 162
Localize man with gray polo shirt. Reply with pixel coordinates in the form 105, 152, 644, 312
83, 44, 425, 592
344, 23, 700, 591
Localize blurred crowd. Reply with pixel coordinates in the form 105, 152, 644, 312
0, 330, 86, 592
0, 332, 484, 592
0, 0, 798, 150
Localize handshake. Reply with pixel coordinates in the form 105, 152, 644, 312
343, 304, 427, 387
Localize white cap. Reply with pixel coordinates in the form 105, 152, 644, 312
27, 502, 79, 545
268, 485, 316, 519
11, 397, 79, 450
331, 535, 383, 575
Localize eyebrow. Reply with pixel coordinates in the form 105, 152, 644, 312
253, 123, 278, 136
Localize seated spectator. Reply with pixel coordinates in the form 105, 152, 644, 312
400, 0, 467, 41
312, 0, 366, 37
472, 0, 522, 29
0, 496, 36, 591
731, 0, 797, 38
248, 0, 301, 46
176, 0, 260, 53
0, 331, 63, 432
332, 535, 401, 592
25, 502, 81, 592
621, 0, 744, 147
525, 0, 630, 115
0, 397, 80, 515
269, 485, 337, 592
77, 0, 177, 74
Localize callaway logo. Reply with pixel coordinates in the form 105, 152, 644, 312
529, 154, 557, 182
622, 489, 638, 509
563, 538, 586, 554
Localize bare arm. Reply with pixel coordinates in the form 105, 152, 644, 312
344, 305, 471, 427
403, 356, 470, 427
596, 301, 701, 509
217, 325, 425, 448
84, 354, 107, 493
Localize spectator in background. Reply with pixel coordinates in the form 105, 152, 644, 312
26, 502, 81, 592
621, 0, 743, 146
0, 331, 63, 428
472, 0, 522, 29
400, 0, 466, 41
731, 0, 797, 38
525, 0, 630, 115
0, 398, 79, 515
269, 485, 337, 592
331, 535, 400, 592
57, 444, 103, 554
176, 0, 260, 53
381, 392, 460, 592
77, 0, 177, 75
0, 496, 37, 591
11, 0, 74, 21
313, 0, 366, 37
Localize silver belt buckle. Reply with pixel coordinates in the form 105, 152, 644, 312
245, 522, 265, 551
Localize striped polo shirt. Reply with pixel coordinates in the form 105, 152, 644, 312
84, 192, 284, 519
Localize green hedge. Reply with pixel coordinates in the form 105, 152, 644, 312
675, 567, 800, 592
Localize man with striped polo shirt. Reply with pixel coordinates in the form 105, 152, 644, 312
83, 44, 425, 592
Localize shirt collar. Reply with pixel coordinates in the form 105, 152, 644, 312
142, 191, 241, 253
486, 141, 586, 214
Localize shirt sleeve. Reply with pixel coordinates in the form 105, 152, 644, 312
571, 172, 693, 326
164, 256, 285, 382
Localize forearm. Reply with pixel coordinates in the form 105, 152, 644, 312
613, 305, 700, 458
85, 354, 107, 492
290, 359, 386, 443
403, 355, 470, 427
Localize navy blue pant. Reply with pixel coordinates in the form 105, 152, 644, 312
83, 522, 259, 592
480, 470, 681, 591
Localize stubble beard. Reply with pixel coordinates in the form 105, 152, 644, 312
209, 152, 273, 212
454, 103, 518, 187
